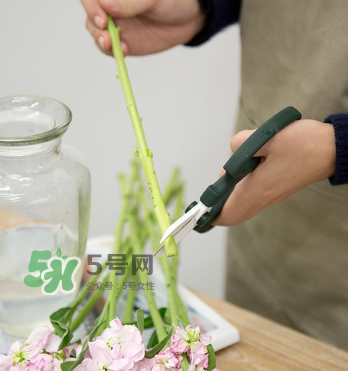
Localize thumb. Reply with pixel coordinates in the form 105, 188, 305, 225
100, 0, 158, 18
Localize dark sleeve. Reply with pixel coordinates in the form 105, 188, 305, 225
186, 0, 242, 46
324, 114, 348, 185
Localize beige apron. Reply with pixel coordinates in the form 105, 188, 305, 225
226, 0, 348, 350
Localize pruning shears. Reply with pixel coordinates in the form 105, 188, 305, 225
155, 106, 302, 257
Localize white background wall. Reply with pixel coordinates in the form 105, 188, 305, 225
0, 0, 240, 299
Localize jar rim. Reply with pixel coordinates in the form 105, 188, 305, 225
0, 95, 72, 146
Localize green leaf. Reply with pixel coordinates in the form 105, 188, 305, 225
50, 307, 71, 324
49, 307, 74, 351
57, 247, 62, 257
62, 255, 68, 260
146, 329, 158, 349
60, 361, 75, 371
181, 354, 190, 371
145, 326, 173, 359
136, 309, 144, 334
207, 344, 217, 371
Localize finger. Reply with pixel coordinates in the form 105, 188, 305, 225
230, 129, 255, 153
81, 0, 108, 29
86, 18, 112, 53
218, 169, 226, 178
213, 170, 267, 226
100, 0, 159, 18
230, 128, 270, 157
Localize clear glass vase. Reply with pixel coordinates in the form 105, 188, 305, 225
0, 95, 91, 342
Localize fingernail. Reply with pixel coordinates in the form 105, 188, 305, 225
94, 15, 104, 29
98, 36, 105, 49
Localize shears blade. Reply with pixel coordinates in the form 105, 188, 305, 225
154, 202, 210, 257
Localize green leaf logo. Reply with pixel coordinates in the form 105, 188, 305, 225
57, 248, 62, 258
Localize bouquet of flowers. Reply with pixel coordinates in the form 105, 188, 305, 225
0, 18, 220, 371
0, 318, 217, 371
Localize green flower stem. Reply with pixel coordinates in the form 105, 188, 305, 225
169, 183, 190, 326
162, 168, 182, 206
108, 168, 137, 324
70, 272, 111, 332
135, 180, 178, 326
122, 274, 138, 323
128, 207, 167, 340
173, 288, 190, 327
63, 260, 108, 324
170, 182, 185, 285
70, 249, 134, 333
107, 18, 177, 257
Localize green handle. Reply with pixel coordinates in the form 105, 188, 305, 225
193, 106, 302, 233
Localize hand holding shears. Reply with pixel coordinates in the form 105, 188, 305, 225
155, 107, 302, 257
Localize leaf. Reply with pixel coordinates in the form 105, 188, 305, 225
181, 354, 190, 371
62, 255, 68, 260
57, 247, 62, 257
49, 307, 74, 351
145, 326, 173, 359
60, 361, 75, 371
206, 344, 217, 371
136, 309, 144, 334
146, 329, 158, 349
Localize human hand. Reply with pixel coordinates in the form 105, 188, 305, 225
80, 0, 206, 56
214, 119, 336, 226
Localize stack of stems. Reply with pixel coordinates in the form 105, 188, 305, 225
65, 19, 193, 348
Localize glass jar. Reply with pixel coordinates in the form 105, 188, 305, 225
0, 96, 91, 342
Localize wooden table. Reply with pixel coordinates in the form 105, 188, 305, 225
194, 291, 348, 371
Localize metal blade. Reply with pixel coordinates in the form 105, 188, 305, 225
159, 203, 203, 245
154, 216, 198, 257
155, 202, 211, 257
154, 246, 166, 257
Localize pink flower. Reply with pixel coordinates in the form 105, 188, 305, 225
170, 325, 211, 355
129, 357, 154, 371
198, 334, 211, 347
170, 326, 190, 354
44, 333, 62, 354
26, 353, 55, 371
8, 340, 41, 367
98, 318, 145, 364
188, 342, 208, 369
0, 354, 12, 371
7, 325, 64, 369
26, 326, 52, 350
153, 347, 183, 371
75, 338, 135, 371
188, 366, 205, 371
